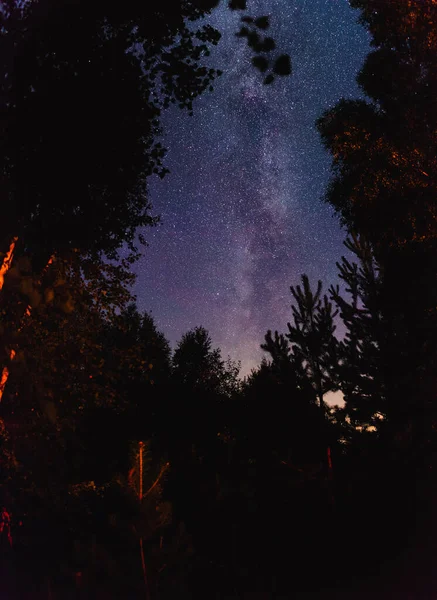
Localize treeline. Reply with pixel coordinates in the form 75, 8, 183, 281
0, 235, 427, 598
1, 0, 437, 598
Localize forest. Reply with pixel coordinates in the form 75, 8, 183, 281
0, 0, 436, 598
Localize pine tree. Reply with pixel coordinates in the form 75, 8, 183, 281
243, 345, 322, 470
254, 276, 340, 502
329, 234, 385, 432
172, 326, 239, 397
139, 312, 171, 385
261, 330, 292, 373
285, 275, 339, 415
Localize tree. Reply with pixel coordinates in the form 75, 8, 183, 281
0, 0, 223, 426
285, 275, 339, 415
261, 330, 292, 374
0, 0, 291, 268
167, 328, 240, 557
316, 4, 437, 572
104, 305, 171, 389
0, 0, 222, 264
0, 1, 294, 594
316, 0, 437, 455
0, 0, 289, 412
99, 304, 172, 444
172, 326, 239, 397
0, 256, 181, 595
139, 312, 172, 385
329, 234, 385, 432
193, 0, 292, 84
241, 352, 322, 469
317, 1, 437, 251
169, 326, 240, 471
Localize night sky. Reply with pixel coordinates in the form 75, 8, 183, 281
133, 0, 370, 376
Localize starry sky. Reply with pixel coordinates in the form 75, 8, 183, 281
133, 0, 370, 376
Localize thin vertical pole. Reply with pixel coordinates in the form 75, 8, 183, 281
138, 442, 150, 600
140, 537, 150, 600
139, 441, 144, 501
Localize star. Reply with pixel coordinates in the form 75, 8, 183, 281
134, 0, 370, 375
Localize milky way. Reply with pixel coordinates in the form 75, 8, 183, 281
133, 0, 370, 375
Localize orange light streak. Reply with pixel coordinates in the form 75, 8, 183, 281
0, 237, 18, 291
0, 349, 15, 402
144, 462, 170, 499
0, 254, 54, 401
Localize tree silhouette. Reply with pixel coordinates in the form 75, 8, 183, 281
285, 275, 339, 414
0, 0, 222, 264
315, 4, 437, 576
0, 0, 224, 436
139, 313, 172, 385
317, 0, 437, 460
0, 265, 180, 594
329, 234, 385, 432
173, 326, 238, 397
317, 0, 437, 251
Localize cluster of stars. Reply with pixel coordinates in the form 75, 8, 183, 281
134, 0, 369, 375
